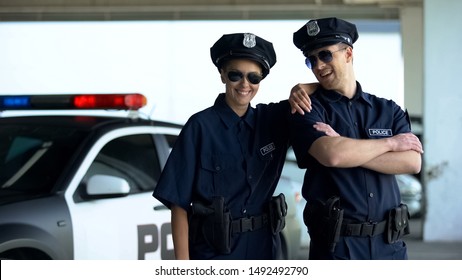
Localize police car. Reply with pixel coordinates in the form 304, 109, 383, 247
0, 94, 302, 260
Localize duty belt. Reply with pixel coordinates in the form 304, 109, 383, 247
231, 214, 268, 233
341, 219, 387, 237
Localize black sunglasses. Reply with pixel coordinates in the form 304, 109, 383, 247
227, 71, 263, 85
305, 47, 347, 69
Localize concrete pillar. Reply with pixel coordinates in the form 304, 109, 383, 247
401, 7, 423, 118
422, 0, 462, 241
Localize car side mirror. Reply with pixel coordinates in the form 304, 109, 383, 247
83, 174, 130, 199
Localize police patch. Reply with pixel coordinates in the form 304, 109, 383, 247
260, 142, 275, 156
243, 33, 256, 48
368, 128, 393, 137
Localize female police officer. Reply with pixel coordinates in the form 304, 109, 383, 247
153, 33, 298, 260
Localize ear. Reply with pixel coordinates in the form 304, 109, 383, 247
220, 69, 226, 84
346, 47, 353, 63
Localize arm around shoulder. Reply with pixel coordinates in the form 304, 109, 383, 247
288, 83, 319, 114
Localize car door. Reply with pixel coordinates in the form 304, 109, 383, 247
64, 126, 177, 260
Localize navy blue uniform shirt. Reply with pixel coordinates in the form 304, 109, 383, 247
153, 93, 290, 259
289, 82, 411, 259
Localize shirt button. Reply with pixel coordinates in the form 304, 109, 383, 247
248, 175, 253, 180
215, 165, 221, 171
242, 209, 247, 214
369, 192, 374, 198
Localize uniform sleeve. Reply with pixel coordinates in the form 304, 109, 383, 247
255, 99, 291, 136
288, 102, 325, 168
392, 101, 412, 134
152, 117, 200, 210
257, 99, 290, 117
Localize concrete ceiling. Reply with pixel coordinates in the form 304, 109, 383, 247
0, 0, 422, 21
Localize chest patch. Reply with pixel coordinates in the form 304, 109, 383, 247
368, 128, 393, 137
260, 143, 276, 156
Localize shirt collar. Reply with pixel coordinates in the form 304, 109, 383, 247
318, 82, 372, 108
213, 93, 255, 129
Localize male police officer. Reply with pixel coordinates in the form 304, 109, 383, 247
289, 17, 423, 259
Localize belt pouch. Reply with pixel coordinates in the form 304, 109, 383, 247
386, 203, 410, 244
189, 201, 214, 246
269, 193, 288, 234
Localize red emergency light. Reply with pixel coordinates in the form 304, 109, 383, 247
0, 94, 147, 110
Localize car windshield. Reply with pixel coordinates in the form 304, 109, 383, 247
0, 123, 87, 199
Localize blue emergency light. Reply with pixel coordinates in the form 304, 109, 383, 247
2, 96, 30, 108
0, 94, 147, 110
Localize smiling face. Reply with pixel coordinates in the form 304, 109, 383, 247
220, 59, 263, 117
308, 43, 355, 97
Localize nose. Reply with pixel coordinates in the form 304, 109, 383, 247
238, 76, 251, 86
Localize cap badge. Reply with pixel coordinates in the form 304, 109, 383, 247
306, 21, 320, 37
243, 33, 257, 48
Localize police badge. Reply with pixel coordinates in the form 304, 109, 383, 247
306, 20, 320, 36
243, 33, 256, 48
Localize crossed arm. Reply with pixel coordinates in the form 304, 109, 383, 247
309, 125, 422, 174
290, 83, 423, 175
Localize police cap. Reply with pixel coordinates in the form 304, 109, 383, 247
293, 17, 359, 55
211, 33, 276, 78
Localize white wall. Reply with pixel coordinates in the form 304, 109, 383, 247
422, 0, 462, 241
0, 20, 402, 124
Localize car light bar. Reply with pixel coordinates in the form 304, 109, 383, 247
0, 94, 147, 110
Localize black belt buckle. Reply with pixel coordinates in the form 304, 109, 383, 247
360, 222, 376, 236
240, 217, 254, 232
